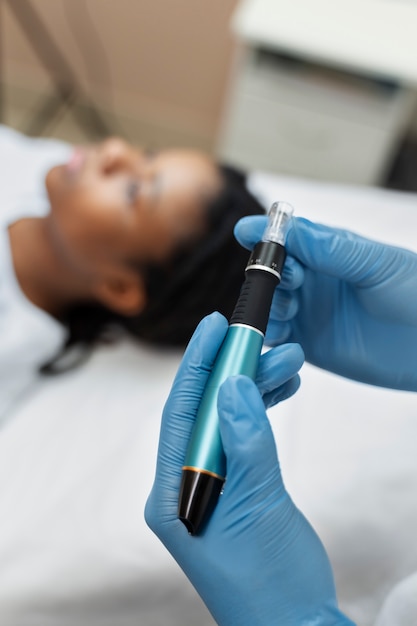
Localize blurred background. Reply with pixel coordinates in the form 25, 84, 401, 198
1, 0, 417, 190
1, 5, 417, 625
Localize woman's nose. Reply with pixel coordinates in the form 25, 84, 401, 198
99, 137, 134, 175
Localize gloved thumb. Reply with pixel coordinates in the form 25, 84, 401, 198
286, 217, 396, 286
217, 376, 286, 501
234, 214, 389, 287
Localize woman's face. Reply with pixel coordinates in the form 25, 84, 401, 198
45, 137, 221, 283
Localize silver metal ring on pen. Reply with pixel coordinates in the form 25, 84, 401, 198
245, 264, 282, 279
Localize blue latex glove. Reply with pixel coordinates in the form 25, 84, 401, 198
235, 216, 417, 391
146, 312, 354, 626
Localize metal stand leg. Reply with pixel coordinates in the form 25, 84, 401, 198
5, 0, 113, 139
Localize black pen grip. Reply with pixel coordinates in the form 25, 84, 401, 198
229, 271, 278, 334
230, 241, 286, 334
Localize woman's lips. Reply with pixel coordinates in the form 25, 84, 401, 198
66, 147, 86, 174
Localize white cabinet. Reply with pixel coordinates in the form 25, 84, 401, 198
218, 0, 417, 185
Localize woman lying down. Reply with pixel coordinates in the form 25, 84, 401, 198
0, 124, 264, 419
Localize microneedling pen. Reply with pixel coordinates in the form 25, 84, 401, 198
178, 201, 294, 535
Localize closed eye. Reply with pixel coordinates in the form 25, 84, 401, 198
144, 147, 159, 159
126, 180, 140, 205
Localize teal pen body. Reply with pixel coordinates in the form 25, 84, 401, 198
183, 324, 264, 478
179, 201, 292, 534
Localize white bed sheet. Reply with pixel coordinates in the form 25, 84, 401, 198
0, 342, 213, 625
0, 173, 416, 625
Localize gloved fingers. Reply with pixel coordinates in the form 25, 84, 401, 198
146, 312, 228, 534
234, 215, 267, 250
262, 374, 301, 410
234, 217, 305, 290
269, 289, 299, 321
154, 312, 228, 473
217, 376, 287, 496
256, 343, 304, 400
264, 320, 293, 345
279, 255, 305, 290
286, 217, 400, 287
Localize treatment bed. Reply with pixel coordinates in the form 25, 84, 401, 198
1, 171, 416, 625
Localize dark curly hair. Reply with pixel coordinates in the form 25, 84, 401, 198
41, 164, 265, 374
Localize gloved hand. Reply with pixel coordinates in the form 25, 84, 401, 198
145, 312, 354, 626
235, 216, 417, 391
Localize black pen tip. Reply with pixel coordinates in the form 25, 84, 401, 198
178, 469, 224, 535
